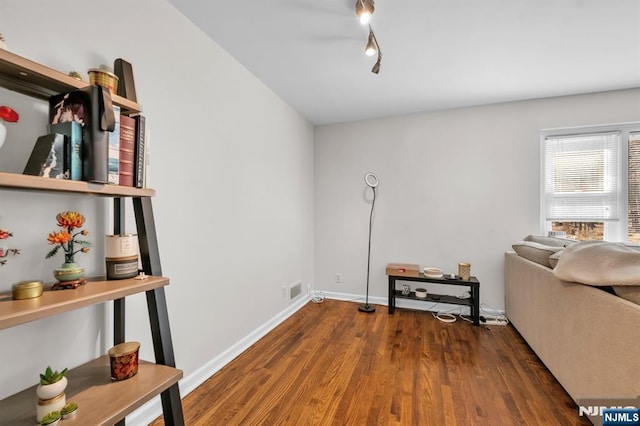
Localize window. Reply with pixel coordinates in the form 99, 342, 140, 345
629, 132, 640, 242
541, 123, 640, 242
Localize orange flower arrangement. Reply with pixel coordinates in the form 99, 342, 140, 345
0, 220, 20, 266
46, 211, 90, 264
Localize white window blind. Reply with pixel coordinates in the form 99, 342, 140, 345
544, 132, 620, 221
629, 132, 640, 240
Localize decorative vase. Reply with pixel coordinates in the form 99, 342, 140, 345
36, 392, 65, 423
0, 120, 6, 149
36, 376, 67, 400
53, 262, 84, 282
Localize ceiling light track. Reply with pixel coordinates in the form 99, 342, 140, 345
355, 0, 382, 74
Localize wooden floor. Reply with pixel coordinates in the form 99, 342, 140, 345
151, 300, 590, 425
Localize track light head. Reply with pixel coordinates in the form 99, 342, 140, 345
371, 58, 381, 74
356, 0, 375, 25
366, 28, 382, 74
365, 30, 377, 56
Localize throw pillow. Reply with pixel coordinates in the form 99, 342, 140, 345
512, 241, 564, 268
524, 234, 578, 248
553, 241, 640, 286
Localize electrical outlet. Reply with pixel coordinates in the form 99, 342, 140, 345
335, 273, 342, 284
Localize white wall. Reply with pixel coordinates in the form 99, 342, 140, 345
0, 0, 314, 413
314, 88, 640, 312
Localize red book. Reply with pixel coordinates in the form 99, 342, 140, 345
119, 115, 136, 187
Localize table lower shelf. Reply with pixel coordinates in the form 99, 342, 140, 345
393, 290, 473, 306
0, 355, 182, 426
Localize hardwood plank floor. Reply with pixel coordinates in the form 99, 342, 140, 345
151, 300, 591, 425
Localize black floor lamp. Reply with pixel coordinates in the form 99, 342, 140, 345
359, 172, 378, 313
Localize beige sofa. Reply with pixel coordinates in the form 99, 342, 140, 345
505, 250, 640, 423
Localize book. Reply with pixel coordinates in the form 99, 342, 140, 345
50, 122, 82, 181
143, 126, 150, 188
49, 85, 115, 183
49, 90, 87, 126
119, 115, 136, 187
23, 133, 68, 178
133, 115, 146, 188
108, 106, 121, 184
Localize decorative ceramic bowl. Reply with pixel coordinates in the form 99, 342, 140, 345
61, 402, 78, 419
53, 264, 84, 282
108, 341, 140, 381
36, 376, 67, 400
423, 267, 443, 278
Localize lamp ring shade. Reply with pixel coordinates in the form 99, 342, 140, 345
364, 172, 379, 188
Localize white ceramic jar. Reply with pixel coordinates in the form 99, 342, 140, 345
36, 376, 67, 400
36, 392, 65, 423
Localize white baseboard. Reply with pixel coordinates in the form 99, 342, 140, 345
320, 290, 505, 317
320, 290, 468, 314
126, 295, 311, 425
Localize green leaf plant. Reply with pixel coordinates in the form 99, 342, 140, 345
39, 366, 68, 385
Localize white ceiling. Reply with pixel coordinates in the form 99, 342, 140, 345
167, 0, 640, 125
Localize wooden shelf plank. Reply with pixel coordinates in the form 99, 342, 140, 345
0, 276, 169, 330
0, 356, 182, 426
393, 290, 473, 306
0, 49, 141, 114
0, 171, 155, 197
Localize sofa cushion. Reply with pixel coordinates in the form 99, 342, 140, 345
612, 286, 640, 305
553, 241, 640, 286
512, 241, 564, 268
548, 250, 563, 268
524, 234, 578, 248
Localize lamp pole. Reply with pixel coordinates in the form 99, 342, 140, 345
359, 172, 378, 313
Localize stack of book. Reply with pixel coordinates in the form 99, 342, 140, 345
23, 88, 147, 187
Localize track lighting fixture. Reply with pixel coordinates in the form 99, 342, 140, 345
371, 55, 381, 74
364, 26, 382, 74
355, 0, 375, 25
355, 1, 383, 74
365, 30, 377, 56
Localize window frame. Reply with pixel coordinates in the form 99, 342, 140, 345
540, 122, 640, 242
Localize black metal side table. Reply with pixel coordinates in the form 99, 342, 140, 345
387, 272, 480, 326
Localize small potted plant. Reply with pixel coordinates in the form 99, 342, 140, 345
40, 411, 61, 426
37, 366, 68, 400
68, 71, 82, 81
46, 211, 90, 282
0, 221, 20, 266
61, 402, 78, 419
